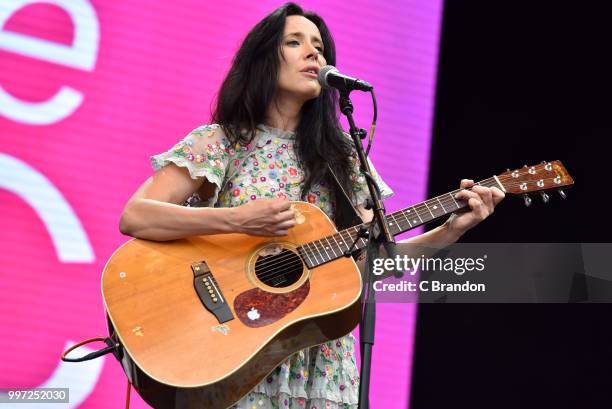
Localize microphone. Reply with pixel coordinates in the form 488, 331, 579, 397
318, 65, 373, 92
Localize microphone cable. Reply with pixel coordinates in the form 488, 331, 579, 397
365, 89, 377, 156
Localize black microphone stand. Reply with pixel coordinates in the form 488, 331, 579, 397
337, 90, 398, 409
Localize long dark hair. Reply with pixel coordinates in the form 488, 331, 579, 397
212, 3, 356, 219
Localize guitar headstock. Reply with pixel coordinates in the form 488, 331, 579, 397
496, 161, 574, 200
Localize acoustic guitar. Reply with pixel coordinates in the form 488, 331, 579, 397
102, 161, 573, 408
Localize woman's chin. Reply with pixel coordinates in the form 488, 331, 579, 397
279, 85, 322, 104
300, 86, 322, 101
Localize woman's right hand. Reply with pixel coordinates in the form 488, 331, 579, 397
228, 199, 296, 237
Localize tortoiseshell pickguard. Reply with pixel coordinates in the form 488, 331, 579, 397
234, 281, 310, 328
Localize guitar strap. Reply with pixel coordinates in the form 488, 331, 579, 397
327, 164, 364, 230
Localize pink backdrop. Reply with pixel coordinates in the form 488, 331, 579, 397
0, 1, 442, 407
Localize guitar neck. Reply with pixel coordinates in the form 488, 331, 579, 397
298, 176, 503, 269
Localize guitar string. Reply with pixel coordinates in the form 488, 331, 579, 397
256, 203, 449, 281
253, 221, 371, 270
256, 202, 435, 281
257, 207, 446, 281
256, 193, 563, 283
255, 258, 305, 284
255, 179, 566, 281
256, 175, 563, 273
252, 176, 568, 279
255, 179, 490, 272
254, 176, 568, 280
255, 229, 371, 282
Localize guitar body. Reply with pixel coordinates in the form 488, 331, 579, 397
102, 202, 362, 409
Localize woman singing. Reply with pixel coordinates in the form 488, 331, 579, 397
119, 3, 504, 408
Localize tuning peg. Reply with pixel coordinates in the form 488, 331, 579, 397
540, 192, 550, 203
523, 194, 532, 207
558, 189, 567, 199
541, 160, 547, 164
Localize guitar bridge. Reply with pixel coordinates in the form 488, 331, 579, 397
191, 261, 234, 323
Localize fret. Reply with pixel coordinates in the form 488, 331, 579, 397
414, 206, 424, 224
436, 196, 447, 213
331, 234, 344, 255
300, 244, 315, 268
318, 239, 331, 261
401, 209, 414, 228
310, 242, 324, 265
427, 199, 445, 218
324, 236, 338, 258
358, 237, 367, 248
394, 214, 405, 233
418, 204, 432, 223
341, 228, 356, 252
423, 201, 435, 219
386, 214, 400, 235
308, 242, 319, 265
350, 227, 362, 248
402, 207, 416, 228
399, 215, 408, 232
352, 227, 361, 244
337, 228, 359, 256
336, 232, 349, 251
448, 192, 460, 209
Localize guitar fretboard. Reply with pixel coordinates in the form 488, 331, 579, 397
297, 177, 502, 269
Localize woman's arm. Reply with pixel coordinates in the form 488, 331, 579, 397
119, 164, 295, 241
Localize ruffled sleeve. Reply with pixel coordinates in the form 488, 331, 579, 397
150, 124, 233, 206
349, 148, 394, 207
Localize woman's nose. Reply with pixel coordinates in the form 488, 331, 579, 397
305, 45, 320, 60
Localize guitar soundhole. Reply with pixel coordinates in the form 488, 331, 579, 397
254, 247, 304, 288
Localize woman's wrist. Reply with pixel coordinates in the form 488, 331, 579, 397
195, 206, 238, 234
441, 214, 464, 244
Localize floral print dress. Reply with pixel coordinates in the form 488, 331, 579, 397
151, 124, 393, 409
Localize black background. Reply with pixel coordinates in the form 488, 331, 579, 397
411, 1, 612, 408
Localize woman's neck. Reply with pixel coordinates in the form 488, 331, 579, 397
264, 93, 304, 132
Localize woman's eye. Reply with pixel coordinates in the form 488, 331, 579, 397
316, 47, 324, 53
287, 40, 299, 46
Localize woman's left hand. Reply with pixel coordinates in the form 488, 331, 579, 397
446, 179, 505, 239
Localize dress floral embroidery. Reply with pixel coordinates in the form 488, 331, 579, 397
151, 124, 393, 409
